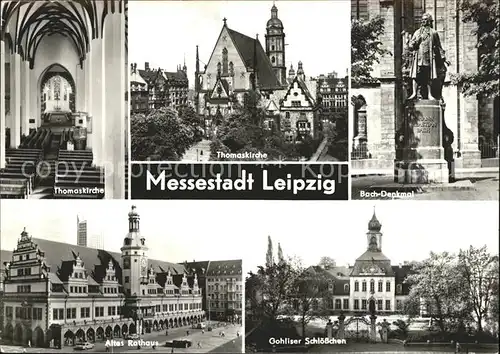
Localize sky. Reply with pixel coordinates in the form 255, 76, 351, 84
1, 201, 498, 274
128, 0, 350, 89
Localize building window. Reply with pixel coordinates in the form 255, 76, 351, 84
370, 280, 375, 293
334, 299, 341, 309
377, 299, 383, 311
362, 281, 367, 292
53, 308, 64, 320
66, 308, 76, 319
361, 299, 367, 310
32, 308, 42, 320
6, 306, 13, 318
108, 306, 116, 316
17, 269, 24, 276
291, 101, 301, 107
386, 281, 391, 292
95, 307, 104, 317
385, 300, 391, 311
81, 307, 90, 318
354, 281, 359, 292
396, 284, 403, 294
343, 299, 349, 309
378, 281, 383, 293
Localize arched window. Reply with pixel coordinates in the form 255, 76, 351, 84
369, 279, 375, 293
344, 284, 349, 293
271, 45, 275, 51
271, 56, 276, 64
222, 48, 228, 74
362, 281, 367, 292
229, 62, 234, 77
217, 62, 221, 77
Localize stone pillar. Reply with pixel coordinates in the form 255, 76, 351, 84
369, 315, 377, 342
337, 313, 345, 339
91, 38, 105, 164
84, 45, 93, 149
0, 40, 6, 168
9, 52, 21, 148
21, 60, 30, 137
104, 12, 125, 199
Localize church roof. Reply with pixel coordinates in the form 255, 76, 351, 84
225, 27, 282, 90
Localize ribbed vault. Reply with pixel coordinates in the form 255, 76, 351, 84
1, 0, 125, 68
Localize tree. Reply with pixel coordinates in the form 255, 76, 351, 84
458, 245, 499, 332
253, 257, 298, 322
351, 16, 391, 86
452, 0, 499, 98
177, 105, 204, 143
131, 107, 195, 161
404, 251, 471, 333
318, 256, 336, 269
266, 236, 274, 268
289, 267, 332, 340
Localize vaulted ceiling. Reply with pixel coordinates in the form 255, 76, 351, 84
1, 0, 126, 68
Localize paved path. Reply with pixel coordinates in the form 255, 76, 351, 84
352, 175, 499, 200
181, 139, 211, 162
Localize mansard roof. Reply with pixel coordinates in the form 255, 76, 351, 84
206, 259, 242, 277
164, 70, 188, 84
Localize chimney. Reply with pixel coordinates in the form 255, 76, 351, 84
145, 62, 150, 71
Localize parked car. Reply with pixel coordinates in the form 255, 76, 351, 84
172, 339, 192, 348
192, 322, 206, 329
125, 333, 140, 340
74, 341, 94, 350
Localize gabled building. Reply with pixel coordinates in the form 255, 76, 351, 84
1, 206, 205, 349
280, 69, 320, 141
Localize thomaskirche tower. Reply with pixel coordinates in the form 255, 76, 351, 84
265, 4, 286, 86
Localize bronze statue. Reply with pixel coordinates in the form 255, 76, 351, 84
407, 13, 450, 100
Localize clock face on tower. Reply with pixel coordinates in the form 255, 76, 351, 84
140, 258, 147, 276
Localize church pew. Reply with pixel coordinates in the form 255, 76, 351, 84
0, 178, 29, 198
0, 172, 34, 193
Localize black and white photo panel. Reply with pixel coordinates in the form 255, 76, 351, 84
129, 0, 350, 163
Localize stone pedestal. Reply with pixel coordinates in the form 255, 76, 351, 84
395, 99, 449, 183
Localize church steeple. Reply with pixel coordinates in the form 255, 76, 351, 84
265, 3, 286, 86
128, 205, 140, 232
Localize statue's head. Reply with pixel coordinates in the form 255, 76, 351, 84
421, 13, 433, 27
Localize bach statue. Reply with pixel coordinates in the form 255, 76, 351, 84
407, 13, 450, 100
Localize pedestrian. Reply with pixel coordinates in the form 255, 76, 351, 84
105, 341, 110, 352
201, 329, 205, 334
197, 342, 202, 348
186, 330, 190, 336
166, 329, 169, 336
28, 340, 31, 348
222, 331, 225, 337
237, 331, 240, 337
